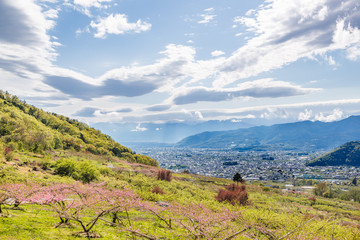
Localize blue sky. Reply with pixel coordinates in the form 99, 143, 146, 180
1, 0, 360, 132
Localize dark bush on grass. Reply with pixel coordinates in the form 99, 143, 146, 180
152, 186, 165, 195
157, 169, 172, 182
216, 183, 248, 206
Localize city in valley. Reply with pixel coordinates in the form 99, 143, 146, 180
134, 147, 360, 185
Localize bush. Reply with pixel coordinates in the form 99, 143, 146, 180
38, 159, 52, 170
73, 161, 100, 183
216, 183, 248, 206
120, 152, 136, 163
157, 169, 172, 182
54, 158, 77, 176
314, 182, 329, 197
308, 196, 316, 206
54, 159, 100, 183
4, 147, 14, 161
152, 186, 165, 195
134, 154, 159, 166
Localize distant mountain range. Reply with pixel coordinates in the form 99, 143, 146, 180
92, 120, 254, 144
306, 141, 360, 166
176, 116, 360, 151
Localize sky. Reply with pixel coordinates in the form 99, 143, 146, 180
1, 0, 360, 133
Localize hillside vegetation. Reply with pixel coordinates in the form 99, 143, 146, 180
0, 91, 157, 167
0, 92, 360, 239
1, 150, 360, 239
307, 141, 360, 166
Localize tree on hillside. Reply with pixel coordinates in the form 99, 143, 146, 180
352, 177, 357, 186
314, 182, 333, 197
29, 183, 141, 237
233, 172, 244, 184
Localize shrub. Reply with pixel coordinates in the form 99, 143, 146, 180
54, 158, 77, 176
314, 182, 330, 197
308, 196, 316, 206
4, 147, 14, 161
152, 186, 165, 195
134, 154, 159, 166
38, 159, 52, 170
120, 152, 136, 163
157, 169, 172, 182
73, 161, 100, 183
216, 183, 248, 205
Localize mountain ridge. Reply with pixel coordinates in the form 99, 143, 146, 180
306, 141, 360, 166
176, 116, 360, 150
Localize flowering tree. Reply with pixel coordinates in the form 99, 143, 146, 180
170, 203, 245, 239
29, 183, 76, 225
142, 201, 173, 229
0, 190, 8, 214
29, 182, 141, 237
0, 182, 41, 209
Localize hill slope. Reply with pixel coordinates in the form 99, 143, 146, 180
307, 141, 360, 166
176, 116, 360, 150
0, 91, 157, 166
1, 92, 360, 239
1, 149, 360, 239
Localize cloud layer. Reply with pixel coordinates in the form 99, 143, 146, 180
173, 79, 319, 105
215, 0, 360, 87
1, 0, 360, 127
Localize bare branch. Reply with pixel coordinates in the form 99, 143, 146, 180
279, 216, 317, 240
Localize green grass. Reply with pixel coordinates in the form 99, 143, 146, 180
1, 151, 360, 239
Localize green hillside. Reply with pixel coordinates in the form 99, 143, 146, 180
1, 91, 360, 239
0, 91, 157, 167
0, 150, 360, 239
307, 141, 360, 166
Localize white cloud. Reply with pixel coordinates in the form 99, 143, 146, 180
43, 44, 197, 100
260, 108, 289, 120
0, 0, 58, 80
73, 0, 112, 8
131, 123, 148, 132
315, 108, 344, 122
204, 8, 215, 12
346, 44, 360, 60
325, 55, 336, 65
71, 0, 112, 16
90, 14, 151, 38
298, 109, 313, 121
214, 0, 360, 88
72, 98, 360, 124
44, 8, 59, 19
198, 8, 216, 24
198, 14, 216, 24
211, 50, 225, 57
194, 111, 204, 120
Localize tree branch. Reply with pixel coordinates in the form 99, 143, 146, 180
279, 216, 317, 240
